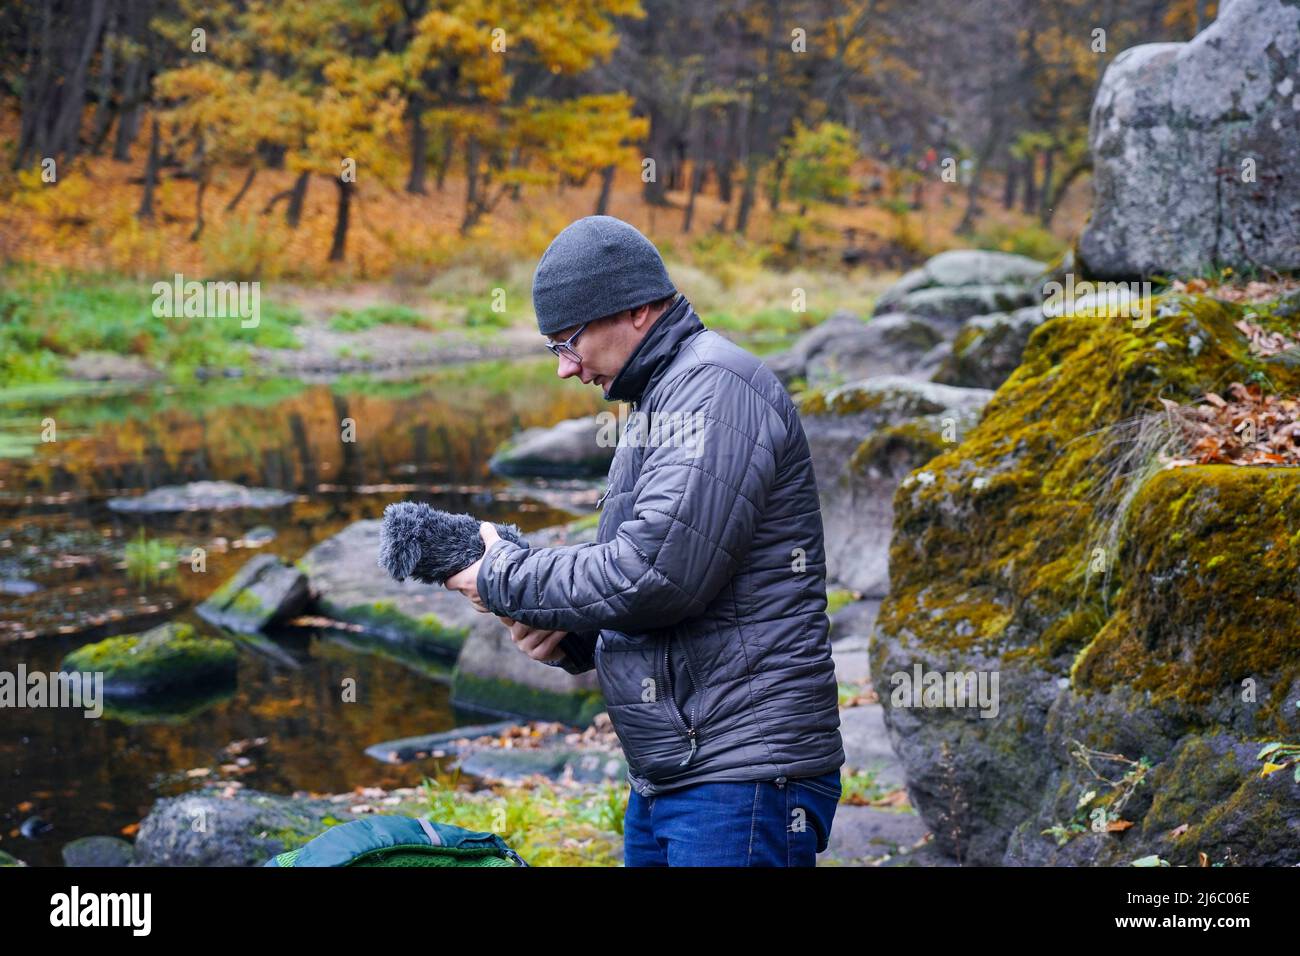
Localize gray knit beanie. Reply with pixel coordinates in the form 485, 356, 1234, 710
531, 215, 677, 337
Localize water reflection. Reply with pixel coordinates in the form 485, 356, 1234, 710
0, 358, 607, 866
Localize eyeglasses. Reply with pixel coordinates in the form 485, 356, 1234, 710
544, 321, 589, 364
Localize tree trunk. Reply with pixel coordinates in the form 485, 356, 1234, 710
226, 166, 257, 211
88, 3, 118, 155
112, 0, 150, 162
734, 155, 760, 235
190, 174, 207, 241
435, 131, 453, 191
957, 122, 1003, 236
1021, 154, 1037, 214
715, 160, 733, 204
17, 0, 110, 168
594, 164, 615, 215
683, 159, 706, 232
1041, 158, 1090, 227
460, 135, 481, 234
405, 93, 427, 194
329, 177, 353, 262
286, 171, 308, 227
48, 0, 109, 164
642, 107, 672, 207
137, 115, 160, 220
1037, 148, 1055, 224
767, 153, 785, 212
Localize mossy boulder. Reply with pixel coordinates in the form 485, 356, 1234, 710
452, 621, 605, 726
196, 553, 309, 633
872, 288, 1300, 865
61, 622, 238, 699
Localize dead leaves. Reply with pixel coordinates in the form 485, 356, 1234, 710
1158, 381, 1300, 468
1168, 277, 1300, 304
1233, 317, 1300, 358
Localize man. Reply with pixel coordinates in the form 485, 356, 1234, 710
445, 214, 844, 866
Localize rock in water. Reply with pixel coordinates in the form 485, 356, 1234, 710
488, 415, 614, 479
107, 480, 296, 513
1079, 0, 1300, 278
61, 622, 237, 699
196, 554, 310, 633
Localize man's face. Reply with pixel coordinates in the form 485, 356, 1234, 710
547, 304, 659, 396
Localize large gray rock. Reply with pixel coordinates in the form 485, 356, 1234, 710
761, 311, 867, 386
299, 518, 480, 658
488, 416, 614, 479
133, 788, 360, 866
452, 617, 604, 726
875, 250, 1047, 315
196, 554, 309, 633
1079, 0, 1300, 278
804, 314, 946, 388
800, 377, 992, 595
886, 284, 1039, 331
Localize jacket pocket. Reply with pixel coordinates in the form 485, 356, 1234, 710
662, 631, 701, 767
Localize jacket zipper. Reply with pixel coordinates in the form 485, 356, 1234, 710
663, 634, 698, 766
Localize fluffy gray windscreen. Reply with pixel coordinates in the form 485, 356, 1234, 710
376, 501, 528, 585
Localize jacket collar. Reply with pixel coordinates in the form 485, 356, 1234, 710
604, 293, 704, 405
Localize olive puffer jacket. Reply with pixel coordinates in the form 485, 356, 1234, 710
477, 293, 844, 797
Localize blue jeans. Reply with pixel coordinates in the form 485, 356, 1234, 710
622, 770, 842, 867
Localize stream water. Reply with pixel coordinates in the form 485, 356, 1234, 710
0, 358, 606, 866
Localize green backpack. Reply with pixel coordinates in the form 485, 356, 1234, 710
263, 815, 529, 867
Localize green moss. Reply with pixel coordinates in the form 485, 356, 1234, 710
231, 589, 266, 615
61, 622, 238, 696
567, 512, 600, 533
1071, 465, 1300, 728
878, 291, 1300, 728
826, 588, 857, 617
452, 670, 605, 727
849, 418, 951, 477
337, 601, 470, 655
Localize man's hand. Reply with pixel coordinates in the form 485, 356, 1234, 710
443, 522, 501, 612
497, 615, 568, 663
